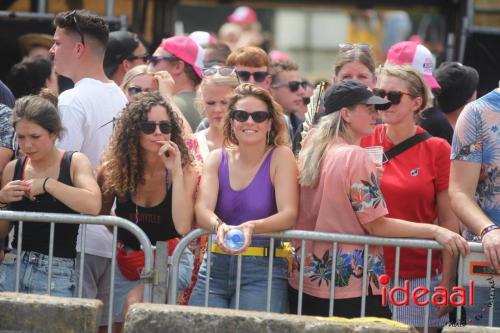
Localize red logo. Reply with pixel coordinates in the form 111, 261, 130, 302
378, 274, 474, 307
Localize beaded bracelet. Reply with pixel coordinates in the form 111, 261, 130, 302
480, 224, 500, 241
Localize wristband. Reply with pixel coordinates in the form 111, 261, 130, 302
211, 217, 223, 233
42, 177, 50, 194
480, 224, 500, 240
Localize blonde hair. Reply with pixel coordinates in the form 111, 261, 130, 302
299, 111, 352, 187
377, 64, 431, 115
120, 64, 151, 90
195, 72, 240, 115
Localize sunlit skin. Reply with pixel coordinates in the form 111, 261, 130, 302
16, 120, 58, 162
124, 74, 157, 100
235, 65, 271, 90
149, 48, 176, 73
231, 96, 271, 146
49, 27, 80, 78
334, 61, 376, 89
270, 70, 305, 114
343, 104, 380, 144
202, 84, 233, 129
377, 75, 421, 126
139, 105, 172, 154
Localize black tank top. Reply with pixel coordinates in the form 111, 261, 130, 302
114, 178, 179, 250
11, 151, 79, 258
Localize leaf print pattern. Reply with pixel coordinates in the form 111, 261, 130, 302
349, 172, 386, 212
294, 246, 386, 289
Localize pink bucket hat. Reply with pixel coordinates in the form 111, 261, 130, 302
228, 6, 257, 24
160, 36, 205, 78
386, 41, 441, 90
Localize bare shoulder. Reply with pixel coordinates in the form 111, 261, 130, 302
271, 145, 296, 164
2, 159, 17, 181
205, 148, 223, 169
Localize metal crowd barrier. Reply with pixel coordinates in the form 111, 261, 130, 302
168, 228, 489, 333
0, 210, 154, 333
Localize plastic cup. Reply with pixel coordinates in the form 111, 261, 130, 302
364, 146, 384, 166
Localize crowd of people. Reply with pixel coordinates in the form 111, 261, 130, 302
0, 7, 498, 333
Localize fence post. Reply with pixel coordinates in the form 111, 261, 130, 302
152, 241, 169, 304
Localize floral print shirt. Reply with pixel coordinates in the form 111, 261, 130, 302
289, 140, 388, 299
451, 89, 500, 241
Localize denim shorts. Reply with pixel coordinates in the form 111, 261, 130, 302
113, 247, 194, 322
0, 250, 76, 298
189, 244, 289, 313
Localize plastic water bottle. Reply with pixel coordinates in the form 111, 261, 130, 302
224, 228, 245, 251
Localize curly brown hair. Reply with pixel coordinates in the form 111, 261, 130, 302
101, 92, 192, 198
223, 83, 289, 147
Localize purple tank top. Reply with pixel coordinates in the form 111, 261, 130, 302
215, 147, 277, 226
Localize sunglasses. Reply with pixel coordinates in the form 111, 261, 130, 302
236, 71, 268, 83
272, 80, 308, 92
230, 110, 270, 123
150, 55, 178, 66
139, 120, 172, 135
338, 43, 370, 51
202, 66, 236, 77
127, 53, 151, 62
64, 10, 85, 45
373, 88, 414, 105
127, 86, 152, 96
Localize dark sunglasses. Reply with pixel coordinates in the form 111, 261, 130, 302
272, 80, 308, 92
64, 10, 85, 45
338, 43, 370, 51
236, 71, 268, 83
139, 120, 172, 135
127, 86, 152, 96
373, 88, 414, 105
150, 55, 178, 66
202, 66, 236, 77
230, 110, 270, 123
127, 53, 151, 62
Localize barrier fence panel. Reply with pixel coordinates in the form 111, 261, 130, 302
168, 228, 489, 333
0, 210, 154, 333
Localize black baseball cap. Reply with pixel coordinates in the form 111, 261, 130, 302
435, 62, 479, 114
104, 31, 140, 77
324, 80, 391, 115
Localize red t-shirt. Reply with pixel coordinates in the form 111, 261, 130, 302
360, 125, 451, 278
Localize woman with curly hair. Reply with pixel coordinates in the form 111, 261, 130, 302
98, 92, 197, 327
189, 83, 299, 312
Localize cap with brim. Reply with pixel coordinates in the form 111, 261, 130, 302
18, 33, 53, 57
324, 80, 391, 115
104, 31, 140, 77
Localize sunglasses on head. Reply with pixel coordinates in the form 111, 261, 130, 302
230, 110, 270, 123
236, 71, 268, 83
338, 43, 370, 51
372, 88, 414, 105
127, 86, 152, 96
63, 10, 85, 45
202, 66, 236, 77
139, 120, 172, 135
150, 55, 178, 66
127, 53, 151, 63
272, 80, 308, 92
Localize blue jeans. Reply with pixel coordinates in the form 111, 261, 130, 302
0, 250, 76, 297
189, 249, 289, 313
464, 285, 500, 327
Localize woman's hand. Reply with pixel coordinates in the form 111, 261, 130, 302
154, 71, 175, 98
216, 223, 254, 255
24, 178, 48, 200
434, 226, 470, 257
436, 278, 455, 317
0, 180, 30, 203
157, 140, 183, 176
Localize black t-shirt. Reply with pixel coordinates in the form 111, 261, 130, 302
418, 106, 453, 145
11, 151, 79, 258
114, 181, 179, 250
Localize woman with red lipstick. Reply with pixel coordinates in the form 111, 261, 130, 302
0, 91, 101, 297
98, 92, 196, 328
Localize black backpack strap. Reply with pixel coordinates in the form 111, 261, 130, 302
12, 156, 27, 180
383, 132, 432, 163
